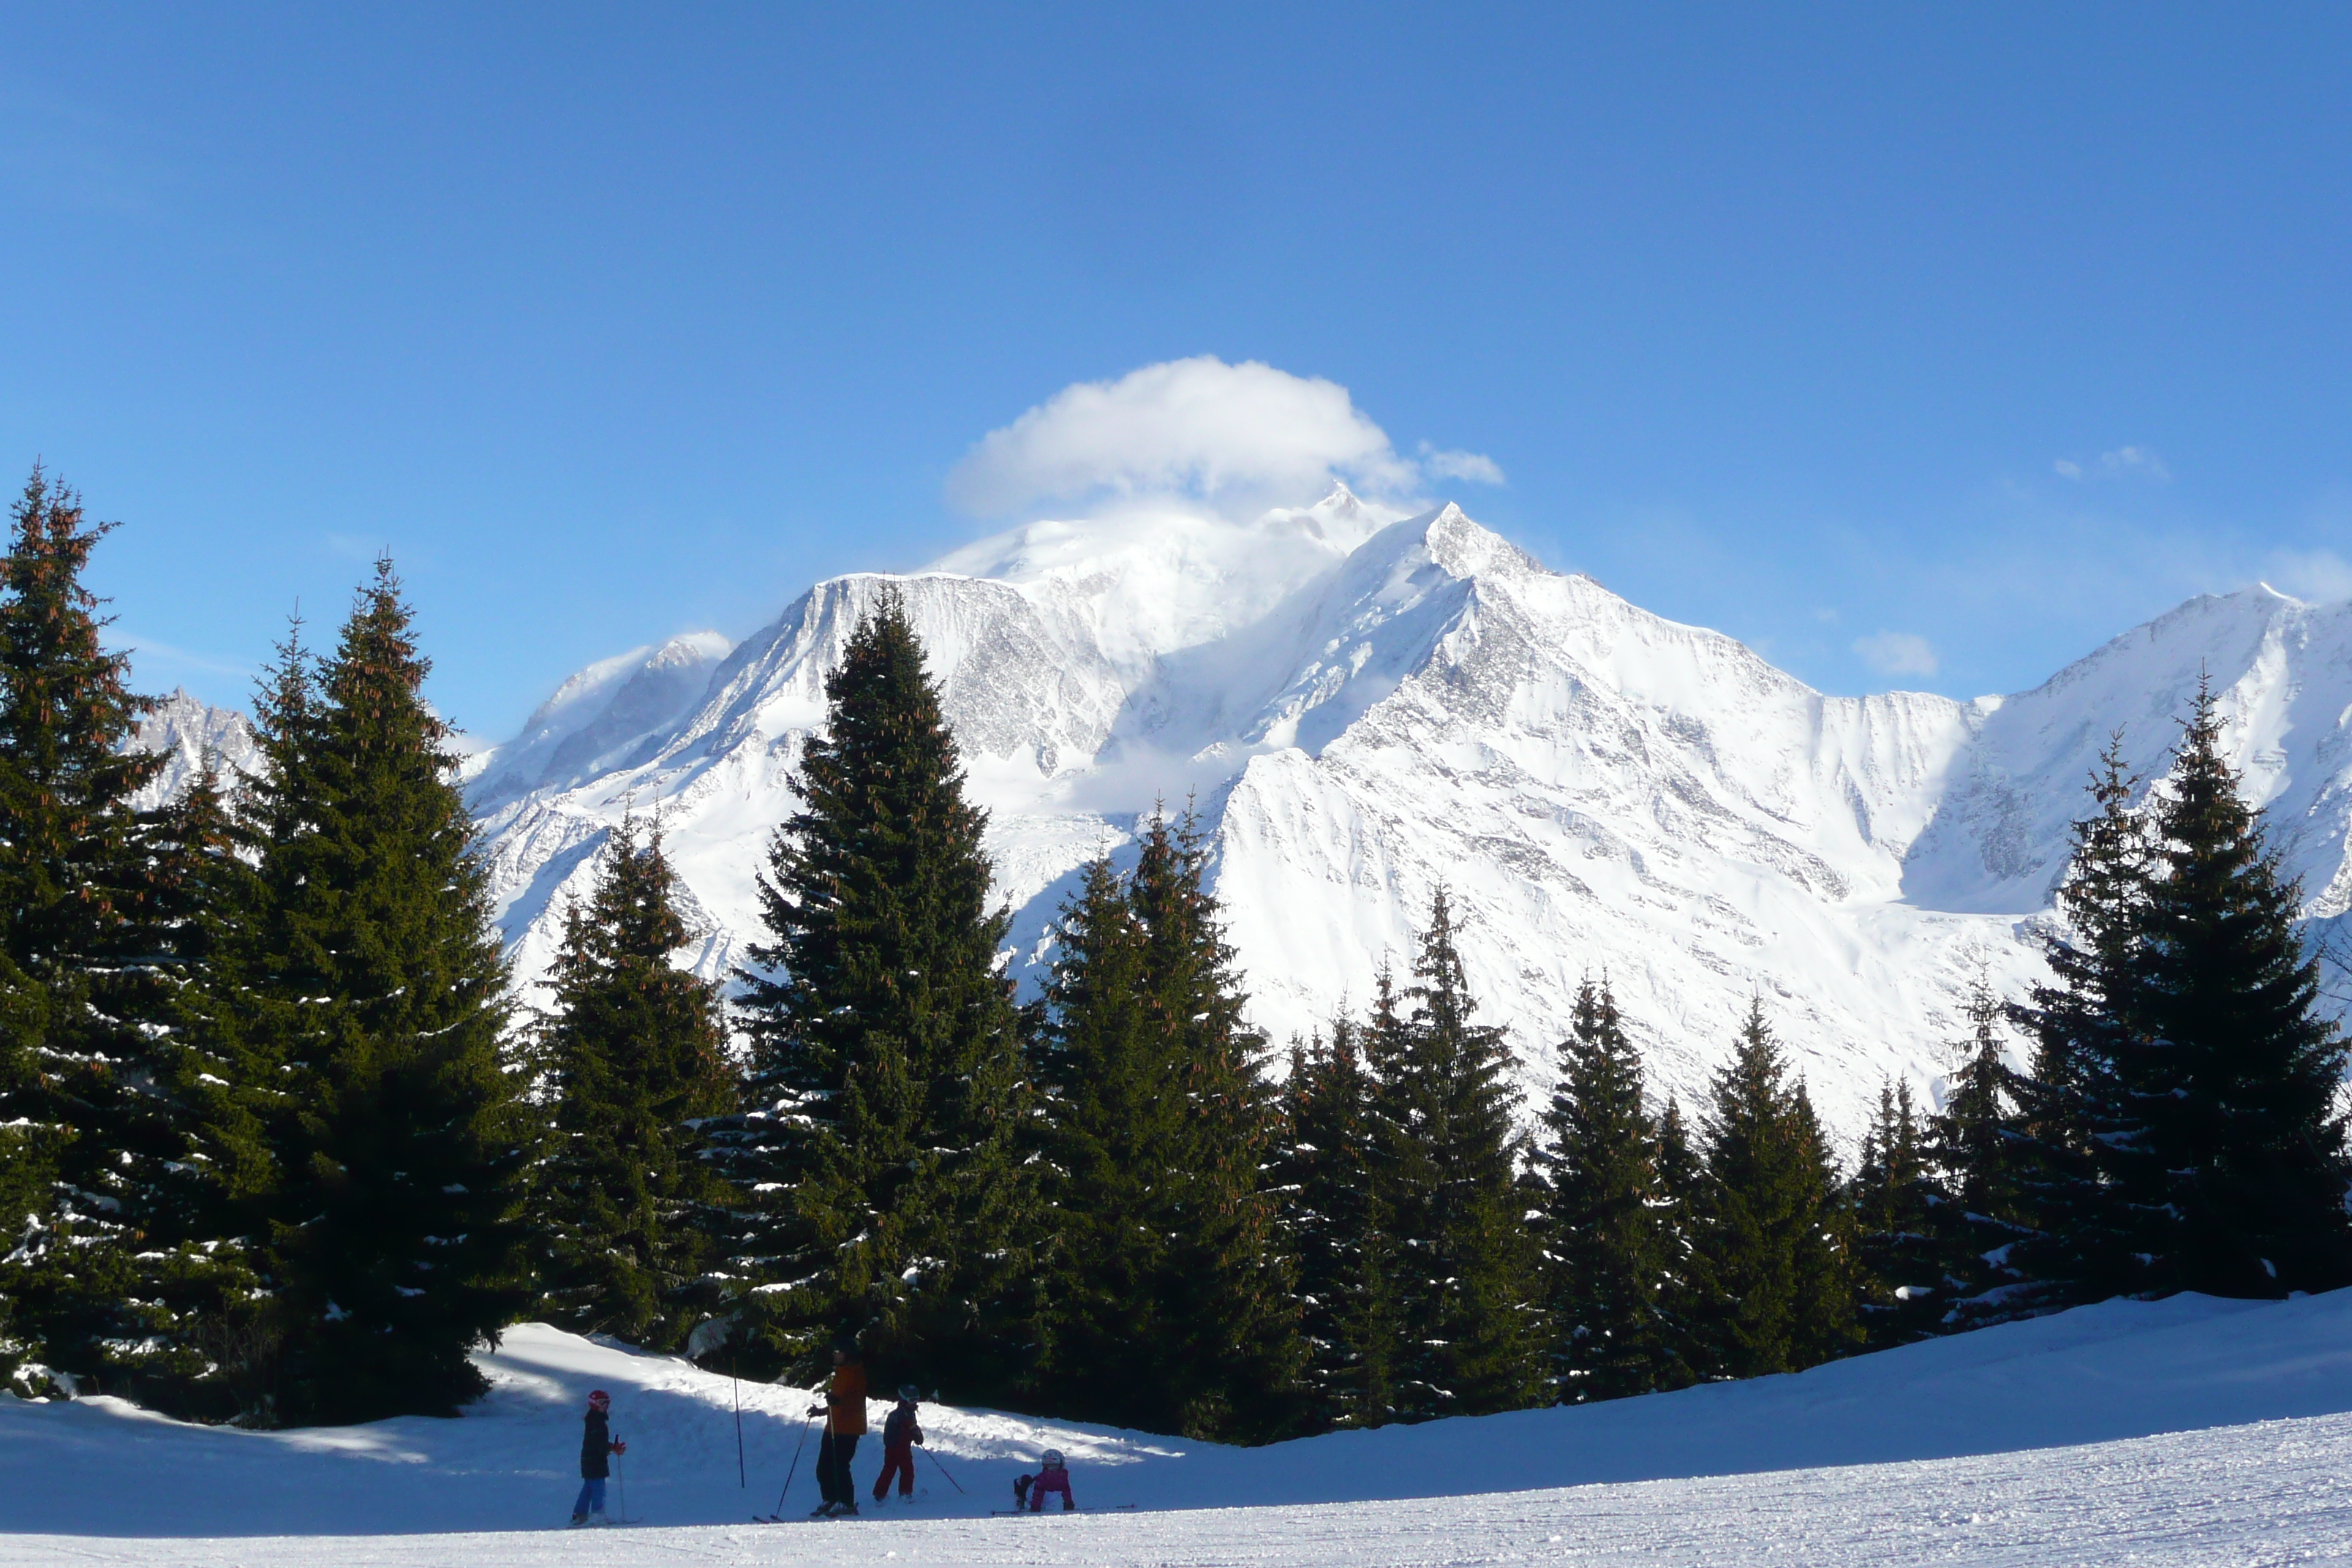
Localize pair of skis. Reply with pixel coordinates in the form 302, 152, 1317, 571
752, 1509, 861, 1523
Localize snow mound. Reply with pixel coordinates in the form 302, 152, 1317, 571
4, 1288, 2352, 1539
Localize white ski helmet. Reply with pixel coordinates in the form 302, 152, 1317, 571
1044, 1449, 1065, 1468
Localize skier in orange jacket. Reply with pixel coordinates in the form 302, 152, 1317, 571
809, 1340, 867, 1517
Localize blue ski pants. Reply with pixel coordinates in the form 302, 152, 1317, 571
573, 1477, 607, 1516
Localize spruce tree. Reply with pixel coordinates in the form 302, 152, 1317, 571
1685, 1000, 1856, 1379
1028, 856, 1154, 1411
1531, 977, 1666, 1402
1125, 809, 1299, 1437
1648, 1097, 1703, 1388
1028, 814, 1298, 1441
134, 756, 284, 1417
1927, 979, 2040, 1328
2122, 683, 2352, 1295
1275, 1016, 1395, 1431
0, 946, 61, 1398
1847, 1079, 1942, 1347
715, 589, 1030, 1399
1365, 891, 1544, 1420
230, 560, 531, 1424
533, 820, 739, 1347
2008, 739, 2151, 1306
1784, 1087, 1857, 1361
0, 470, 252, 1412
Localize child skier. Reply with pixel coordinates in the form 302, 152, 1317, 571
870, 1384, 924, 1504
570, 1390, 627, 1526
1027, 1449, 1075, 1512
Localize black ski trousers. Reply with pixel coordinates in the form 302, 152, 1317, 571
818, 1430, 861, 1507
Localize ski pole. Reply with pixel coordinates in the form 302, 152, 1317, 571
734, 1363, 745, 1488
774, 1411, 815, 1515
921, 1446, 966, 1495
617, 1433, 627, 1524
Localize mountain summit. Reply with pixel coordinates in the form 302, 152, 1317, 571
463, 491, 2352, 1128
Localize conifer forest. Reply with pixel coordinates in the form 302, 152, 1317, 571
3, 466, 2348, 1443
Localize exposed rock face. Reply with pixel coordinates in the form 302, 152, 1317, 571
128, 688, 265, 811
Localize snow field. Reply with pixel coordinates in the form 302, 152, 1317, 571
3, 1410, 2349, 1564
4, 1288, 2352, 1554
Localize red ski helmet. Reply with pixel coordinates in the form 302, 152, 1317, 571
588, 1390, 611, 1409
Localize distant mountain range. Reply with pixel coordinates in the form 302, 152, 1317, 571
140, 489, 2352, 1134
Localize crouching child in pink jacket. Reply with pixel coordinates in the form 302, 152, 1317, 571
1025, 1450, 1074, 1512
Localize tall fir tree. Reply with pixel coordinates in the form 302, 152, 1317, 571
2120, 682, 2352, 1294
134, 755, 284, 1418
1124, 809, 1300, 1437
1028, 813, 1299, 1441
1364, 891, 1545, 1420
1647, 1096, 1703, 1389
0, 470, 252, 1413
226, 560, 532, 1424
1684, 1000, 1857, 1379
1028, 856, 1154, 1407
713, 588, 1030, 1399
1927, 978, 2041, 1328
532, 819, 739, 1347
2007, 739, 2152, 1307
1275, 1015, 1396, 1431
1847, 1079, 1942, 1348
1531, 977, 1667, 1402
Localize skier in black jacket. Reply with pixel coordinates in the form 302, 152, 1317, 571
570, 1390, 627, 1526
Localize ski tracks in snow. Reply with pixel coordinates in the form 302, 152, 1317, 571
5, 1409, 2348, 1567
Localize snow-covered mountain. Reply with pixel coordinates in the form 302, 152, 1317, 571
465, 491, 2352, 1132
467, 632, 736, 807
127, 689, 263, 810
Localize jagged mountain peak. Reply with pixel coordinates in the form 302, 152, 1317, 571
127, 689, 263, 812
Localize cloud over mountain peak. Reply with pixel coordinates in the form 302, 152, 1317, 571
946, 357, 1501, 520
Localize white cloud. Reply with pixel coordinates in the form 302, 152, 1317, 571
946, 357, 1499, 518
1853, 630, 1940, 679
1417, 442, 1507, 486
2101, 445, 2170, 480
2264, 548, 2352, 605
2054, 446, 2169, 483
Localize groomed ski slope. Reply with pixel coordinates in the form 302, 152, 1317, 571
4, 1289, 2352, 1561
3, 1412, 2347, 1567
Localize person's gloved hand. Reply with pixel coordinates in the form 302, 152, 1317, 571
613, 1441, 628, 1455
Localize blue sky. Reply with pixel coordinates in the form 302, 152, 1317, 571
4, 4, 2348, 737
